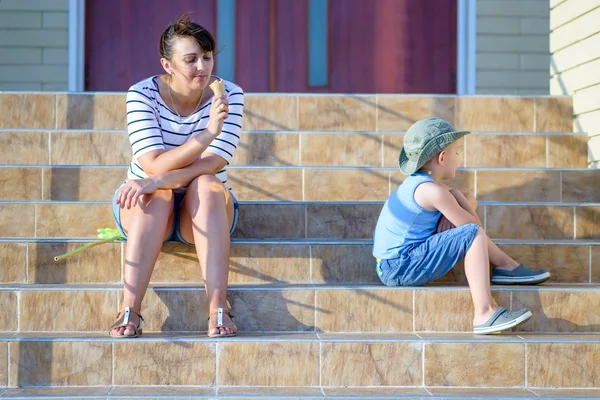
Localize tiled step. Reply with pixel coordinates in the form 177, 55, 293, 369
1, 165, 597, 203
0, 94, 572, 132
2, 201, 600, 240
0, 130, 587, 168
0, 333, 598, 391
1, 388, 599, 400
0, 284, 599, 334
1, 239, 599, 285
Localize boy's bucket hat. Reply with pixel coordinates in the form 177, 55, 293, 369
398, 117, 470, 175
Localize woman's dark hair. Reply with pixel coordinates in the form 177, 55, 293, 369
160, 13, 216, 60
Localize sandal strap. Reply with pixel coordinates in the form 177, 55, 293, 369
208, 307, 236, 329
110, 307, 144, 334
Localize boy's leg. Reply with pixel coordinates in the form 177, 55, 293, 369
398, 223, 532, 332
463, 226, 497, 325
453, 189, 521, 270
454, 189, 550, 283
465, 227, 533, 332
487, 240, 519, 270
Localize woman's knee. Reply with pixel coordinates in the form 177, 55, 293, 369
190, 175, 226, 201
138, 189, 174, 208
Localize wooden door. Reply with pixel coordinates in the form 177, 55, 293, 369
85, 0, 456, 93
233, 0, 456, 93
85, 0, 216, 91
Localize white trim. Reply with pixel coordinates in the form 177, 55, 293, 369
457, 0, 477, 94
68, 0, 85, 92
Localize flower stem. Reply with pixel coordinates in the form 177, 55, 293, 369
53, 237, 119, 262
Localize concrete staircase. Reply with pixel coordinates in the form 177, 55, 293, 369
0, 93, 599, 399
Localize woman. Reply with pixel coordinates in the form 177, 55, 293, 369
108, 14, 243, 338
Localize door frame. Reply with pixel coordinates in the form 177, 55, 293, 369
69, 0, 478, 93
457, 0, 477, 94
68, 0, 85, 92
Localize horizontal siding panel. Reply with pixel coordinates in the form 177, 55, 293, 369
550, 7, 600, 52
477, 53, 520, 70
477, 17, 520, 34
587, 128, 600, 162
0, 0, 67, 11
475, 87, 522, 94
478, 1, 550, 17
0, 82, 43, 90
551, 32, 600, 73
520, 18, 550, 35
516, 88, 549, 94
0, 29, 67, 47
0, 65, 67, 82
478, 35, 549, 52
42, 12, 68, 29
0, 11, 42, 28
42, 83, 67, 91
550, 0, 600, 29
575, 110, 600, 134
477, 70, 550, 88
0, 48, 42, 64
551, 0, 568, 8
42, 48, 68, 65
574, 84, 600, 115
520, 54, 550, 70
551, 57, 600, 93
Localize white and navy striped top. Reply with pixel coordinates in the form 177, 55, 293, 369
125, 75, 244, 190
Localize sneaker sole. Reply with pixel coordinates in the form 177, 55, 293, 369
491, 271, 551, 285
473, 310, 533, 335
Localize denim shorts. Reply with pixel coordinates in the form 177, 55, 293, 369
375, 223, 480, 286
111, 184, 239, 245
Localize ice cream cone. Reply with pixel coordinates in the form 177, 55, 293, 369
209, 79, 224, 96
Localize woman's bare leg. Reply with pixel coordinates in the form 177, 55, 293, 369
179, 175, 235, 335
110, 189, 174, 336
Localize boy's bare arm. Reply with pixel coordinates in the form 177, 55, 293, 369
414, 183, 480, 227
449, 189, 481, 224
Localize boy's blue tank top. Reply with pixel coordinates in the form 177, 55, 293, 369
373, 172, 442, 259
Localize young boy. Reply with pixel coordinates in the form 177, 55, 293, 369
373, 118, 550, 334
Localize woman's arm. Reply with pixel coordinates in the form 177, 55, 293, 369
117, 154, 227, 209
136, 95, 230, 176
153, 154, 227, 189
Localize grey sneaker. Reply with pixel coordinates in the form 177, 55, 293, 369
473, 306, 532, 335
491, 264, 551, 285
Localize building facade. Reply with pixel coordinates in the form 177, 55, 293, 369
550, 0, 600, 165
1, 0, 551, 95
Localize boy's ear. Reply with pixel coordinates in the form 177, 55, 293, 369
437, 150, 446, 165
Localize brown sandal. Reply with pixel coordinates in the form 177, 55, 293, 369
108, 307, 144, 338
207, 304, 237, 338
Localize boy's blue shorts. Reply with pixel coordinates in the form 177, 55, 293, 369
375, 223, 480, 286
111, 184, 239, 245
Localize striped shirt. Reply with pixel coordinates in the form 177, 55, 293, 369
125, 75, 244, 190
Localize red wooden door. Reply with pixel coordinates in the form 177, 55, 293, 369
85, 0, 216, 91
232, 0, 456, 93
85, 0, 456, 93
328, 0, 457, 93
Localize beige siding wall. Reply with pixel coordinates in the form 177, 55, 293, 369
550, 0, 600, 165
0, 0, 68, 91
476, 0, 550, 94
